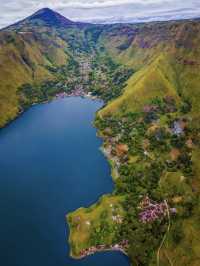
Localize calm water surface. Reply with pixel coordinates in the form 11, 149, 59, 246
0, 97, 130, 266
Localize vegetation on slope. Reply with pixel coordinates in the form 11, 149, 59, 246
67, 195, 125, 258
69, 93, 200, 265
0, 29, 69, 126
68, 18, 200, 266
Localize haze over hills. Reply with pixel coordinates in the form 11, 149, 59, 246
1, 8, 200, 265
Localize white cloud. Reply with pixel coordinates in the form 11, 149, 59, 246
0, 0, 199, 29
41, 0, 169, 9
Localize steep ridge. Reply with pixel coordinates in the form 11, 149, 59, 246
99, 20, 200, 121
0, 29, 69, 126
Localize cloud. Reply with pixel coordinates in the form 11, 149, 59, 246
0, 0, 199, 29
42, 0, 169, 9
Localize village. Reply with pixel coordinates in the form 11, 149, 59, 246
78, 240, 129, 259
138, 196, 177, 223
55, 88, 97, 100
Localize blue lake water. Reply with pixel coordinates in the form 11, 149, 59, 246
0, 97, 130, 266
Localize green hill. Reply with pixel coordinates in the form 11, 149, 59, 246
99, 20, 200, 119
0, 29, 69, 126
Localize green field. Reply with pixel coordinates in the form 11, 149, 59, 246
67, 195, 125, 258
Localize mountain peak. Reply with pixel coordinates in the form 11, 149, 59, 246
34, 7, 54, 14
4, 7, 91, 31
29, 7, 74, 27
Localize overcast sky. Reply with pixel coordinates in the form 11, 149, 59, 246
1, 0, 200, 28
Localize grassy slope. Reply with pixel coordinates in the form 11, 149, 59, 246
0, 29, 69, 127
99, 53, 180, 116
99, 21, 200, 118
67, 195, 124, 258
96, 20, 200, 266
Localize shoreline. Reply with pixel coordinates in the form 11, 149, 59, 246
1, 92, 130, 264
55, 90, 99, 101
0, 90, 99, 131
66, 100, 131, 263
70, 247, 128, 260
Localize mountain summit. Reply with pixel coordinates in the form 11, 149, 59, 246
5, 7, 85, 30
28, 8, 75, 27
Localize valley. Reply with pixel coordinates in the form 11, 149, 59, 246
1, 8, 200, 266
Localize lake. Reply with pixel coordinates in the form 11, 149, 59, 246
0, 97, 130, 266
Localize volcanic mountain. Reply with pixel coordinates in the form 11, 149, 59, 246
6, 8, 90, 30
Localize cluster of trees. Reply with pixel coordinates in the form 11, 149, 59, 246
17, 54, 82, 110
89, 210, 120, 246
18, 81, 61, 109
87, 54, 134, 102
